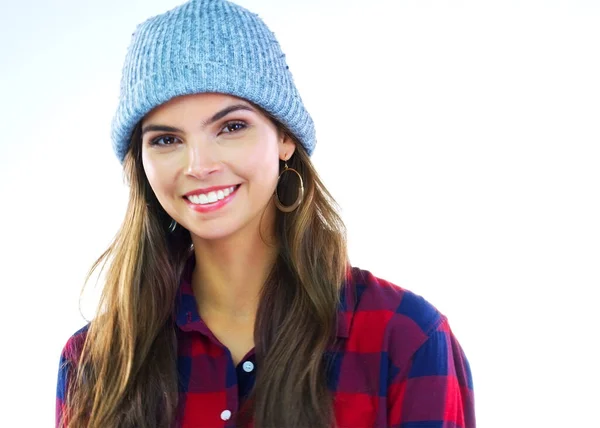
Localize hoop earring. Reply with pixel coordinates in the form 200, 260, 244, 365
168, 219, 178, 233
274, 160, 304, 213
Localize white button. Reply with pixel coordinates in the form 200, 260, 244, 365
220, 410, 231, 421
242, 361, 254, 372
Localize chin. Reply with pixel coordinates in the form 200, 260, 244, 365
185, 221, 243, 241
189, 228, 235, 241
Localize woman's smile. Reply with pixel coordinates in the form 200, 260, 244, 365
183, 184, 242, 214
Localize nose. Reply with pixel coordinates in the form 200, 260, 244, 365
184, 140, 223, 179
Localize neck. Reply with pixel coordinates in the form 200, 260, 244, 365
191, 222, 278, 320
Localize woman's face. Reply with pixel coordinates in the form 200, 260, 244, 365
141, 92, 296, 241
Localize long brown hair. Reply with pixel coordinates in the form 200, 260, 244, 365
63, 108, 348, 428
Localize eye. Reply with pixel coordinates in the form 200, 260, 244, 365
149, 135, 180, 146
221, 121, 247, 134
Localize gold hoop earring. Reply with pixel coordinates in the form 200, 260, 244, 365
274, 160, 304, 212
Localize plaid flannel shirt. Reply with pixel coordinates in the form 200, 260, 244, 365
57, 256, 475, 427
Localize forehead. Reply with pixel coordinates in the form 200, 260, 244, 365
143, 92, 255, 123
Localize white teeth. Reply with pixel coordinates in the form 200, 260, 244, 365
187, 185, 237, 205
207, 191, 218, 203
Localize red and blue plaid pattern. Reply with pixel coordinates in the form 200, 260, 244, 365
57, 256, 475, 427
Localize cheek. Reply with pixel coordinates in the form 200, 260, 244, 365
142, 154, 174, 198
236, 133, 280, 181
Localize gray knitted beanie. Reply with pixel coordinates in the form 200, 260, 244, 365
110, 0, 316, 163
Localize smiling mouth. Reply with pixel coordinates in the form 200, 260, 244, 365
184, 184, 241, 205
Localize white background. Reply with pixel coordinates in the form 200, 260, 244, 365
1, 0, 598, 426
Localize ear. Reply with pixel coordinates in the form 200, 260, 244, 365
278, 132, 297, 161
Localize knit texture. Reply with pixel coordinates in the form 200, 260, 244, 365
111, 0, 316, 163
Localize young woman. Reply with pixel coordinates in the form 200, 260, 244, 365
56, 0, 475, 427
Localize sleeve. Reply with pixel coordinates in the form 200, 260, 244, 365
56, 350, 72, 428
56, 325, 89, 428
387, 318, 475, 428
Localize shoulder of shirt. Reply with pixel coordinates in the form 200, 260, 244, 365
344, 266, 446, 350
60, 323, 90, 364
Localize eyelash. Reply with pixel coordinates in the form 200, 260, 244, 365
148, 120, 248, 146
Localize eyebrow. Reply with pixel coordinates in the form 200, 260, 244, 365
141, 104, 256, 137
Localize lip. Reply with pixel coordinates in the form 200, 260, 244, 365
184, 184, 240, 197
184, 184, 241, 213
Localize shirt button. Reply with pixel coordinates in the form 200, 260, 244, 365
220, 410, 231, 421
242, 361, 254, 372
